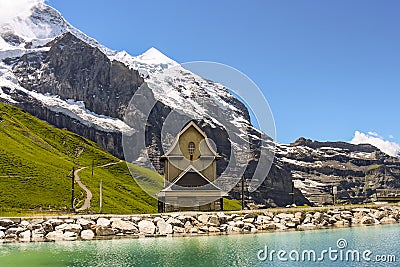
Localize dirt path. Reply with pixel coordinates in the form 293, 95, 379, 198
75, 160, 123, 211
74, 167, 91, 211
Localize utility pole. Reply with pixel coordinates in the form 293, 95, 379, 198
99, 179, 103, 214
290, 181, 295, 206
332, 186, 337, 205
91, 160, 94, 179
71, 166, 75, 211
241, 176, 245, 210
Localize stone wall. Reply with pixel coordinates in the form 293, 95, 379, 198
0, 205, 399, 243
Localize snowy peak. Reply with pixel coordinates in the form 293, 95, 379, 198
0, 1, 114, 56
134, 47, 178, 67
1, 2, 66, 47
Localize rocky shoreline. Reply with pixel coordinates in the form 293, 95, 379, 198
0, 205, 399, 243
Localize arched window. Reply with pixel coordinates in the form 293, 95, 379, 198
188, 142, 195, 157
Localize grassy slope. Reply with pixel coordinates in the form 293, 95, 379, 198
78, 162, 162, 214
0, 103, 160, 214
223, 198, 242, 211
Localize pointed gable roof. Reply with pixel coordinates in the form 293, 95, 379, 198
160, 121, 220, 159
161, 165, 222, 191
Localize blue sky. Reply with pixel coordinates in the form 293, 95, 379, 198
47, 0, 400, 145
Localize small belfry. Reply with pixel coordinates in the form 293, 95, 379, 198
157, 121, 225, 212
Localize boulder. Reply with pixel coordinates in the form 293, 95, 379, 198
55, 223, 69, 231
42, 222, 53, 232
189, 227, 198, 233
199, 226, 209, 233
208, 226, 220, 233
81, 230, 95, 240
19, 230, 31, 242
138, 220, 156, 234
95, 226, 115, 236
274, 223, 288, 230
184, 221, 193, 231
219, 224, 228, 232
76, 218, 95, 230
294, 212, 304, 221
227, 221, 236, 227
303, 215, 312, 224
373, 211, 387, 220
31, 232, 45, 242
233, 216, 244, 222
291, 218, 301, 225
111, 220, 138, 233
272, 217, 280, 223
243, 223, 256, 231
257, 223, 276, 231
131, 216, 142, 223
313, 212, 323, 223
0, 219, 14, 227
55, 223, 82, 233
153, 217, 164, 224
333, 221, 345, 227
63, 231, 78, 241
47, 219, 64, 227
20, 221, 31, 229
198, 214, 209, 224
216, 212, 228, 224
244, 213, 257, 219
96, 218, 111, 227
45, 230, 65, 241
319, 220, 329, 227
285, 222, 296, 228
166, 217, 184, 227
157, 221, 173, 235
173, 226, 185, 234
208, 215, 220, 226
360, 216, 374, 225
256, 216, 271, 225
353, 212, 365, 220
5, 227, 24, 235
227, 226, 242, 232
31, 223, 42, 230
0, 231, 5, 239
380, 217, 397, 224
243, 218, 255, 224
341, 213, 353, 221
327, 209, 341, 215
234, 221, 244, 228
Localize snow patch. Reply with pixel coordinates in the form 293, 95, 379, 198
0, 63, 131, 133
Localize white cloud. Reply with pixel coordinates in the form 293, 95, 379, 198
367, 131, 380, 138
389, 134, 395, 139
0, 0, 44, 25
351, 131, 400, 157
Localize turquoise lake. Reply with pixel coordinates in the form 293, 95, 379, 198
0, 224, 399, 267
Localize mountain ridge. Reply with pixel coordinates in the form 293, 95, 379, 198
0, 2, 399, 208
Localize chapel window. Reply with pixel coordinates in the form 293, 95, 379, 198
188, 142, 195, 159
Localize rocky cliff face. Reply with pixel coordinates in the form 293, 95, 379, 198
10, 32, 144, 120
1, 3, 399, 208
271, 138, 400, 205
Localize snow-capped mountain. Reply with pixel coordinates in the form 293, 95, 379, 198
0, 2, 260, 187
1, 2, 399, 207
